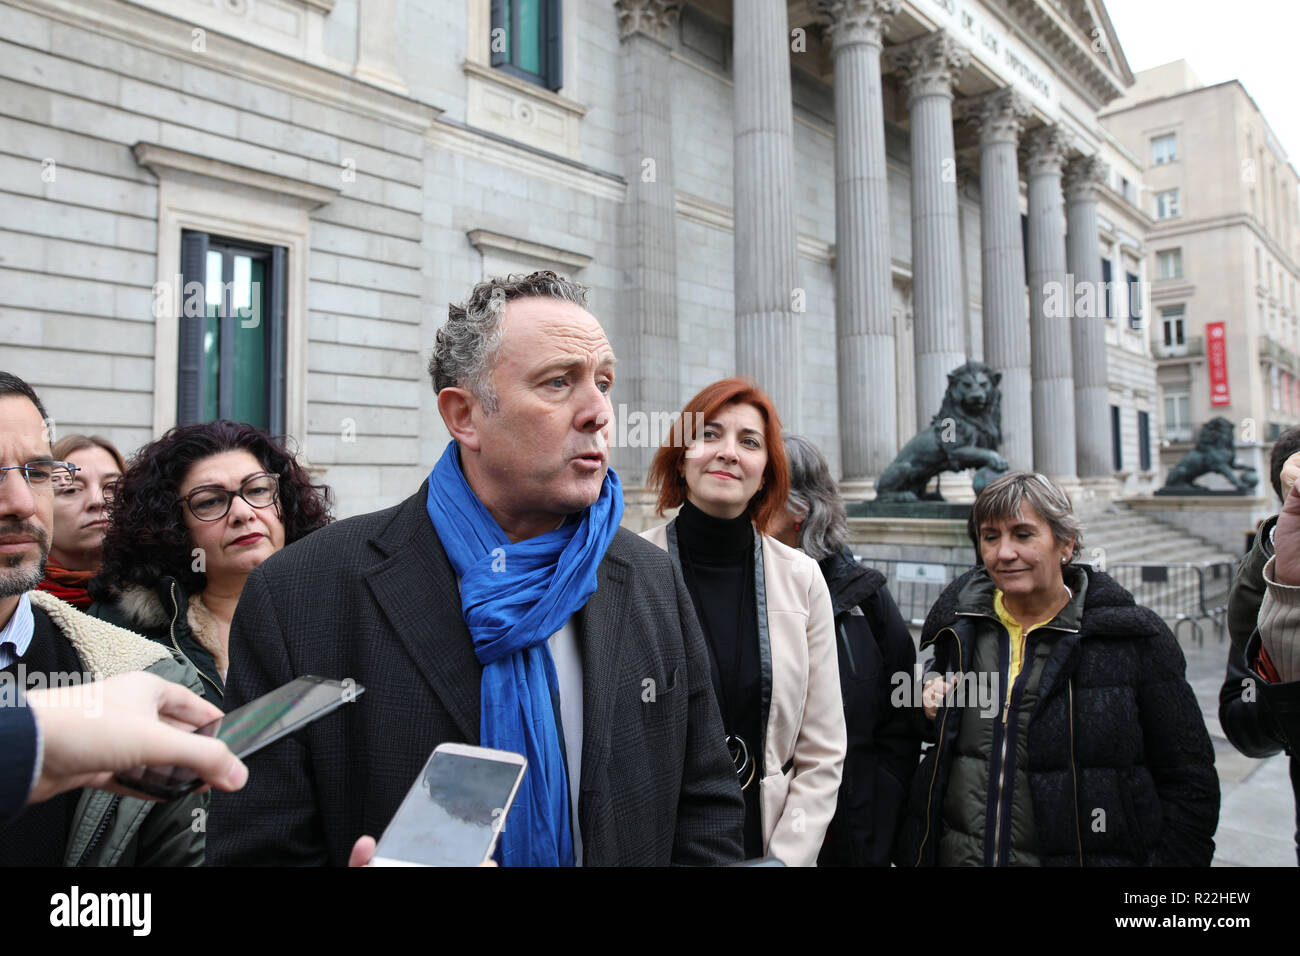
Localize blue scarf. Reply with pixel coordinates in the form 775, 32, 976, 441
425, 441, 624, 866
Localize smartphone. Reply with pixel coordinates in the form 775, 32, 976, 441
371, 743, 528, 867
114, 675, 364, 799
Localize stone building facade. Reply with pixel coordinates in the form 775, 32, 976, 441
0, 0, 1158, 520
1102, 60, 1300, 487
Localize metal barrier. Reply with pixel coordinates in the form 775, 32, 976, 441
853, 557, 976, 627
1090, 561, 1237, 646
854, 555, 1238, 644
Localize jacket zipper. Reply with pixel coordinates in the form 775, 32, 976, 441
978, 614, 1080, 868
991, 690, 1012, 866
169, 581, 222, 699
77, 794, 120, 866
1069, 678, 1083, 865
916, 626, 963, 866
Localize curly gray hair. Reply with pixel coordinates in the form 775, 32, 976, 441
429, 270, 589, 413
968, 471, 1084, 561
783, 434, 849, 560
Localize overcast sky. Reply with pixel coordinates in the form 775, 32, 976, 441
1105, 0, 1300, 165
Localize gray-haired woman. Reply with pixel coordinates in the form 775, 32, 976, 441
772, 435, 921, 866
894, 471, 1219, 866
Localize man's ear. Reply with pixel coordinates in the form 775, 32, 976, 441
437, 387, 482, 452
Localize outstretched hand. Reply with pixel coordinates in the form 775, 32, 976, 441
26, 671, 247, 804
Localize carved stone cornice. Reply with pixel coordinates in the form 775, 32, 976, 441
615, 0, 682, 44
885, 30, 971, 102
815, 0, 901, 52
1064, 154, 1110, 203
1022, 125, 1072, 177
959, 87, 1032, 147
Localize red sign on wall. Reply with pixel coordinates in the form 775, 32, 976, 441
1206, 322, 1230, 407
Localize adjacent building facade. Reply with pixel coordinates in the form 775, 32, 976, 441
1, 0, 1161, 519
1102, 60, 1300, 486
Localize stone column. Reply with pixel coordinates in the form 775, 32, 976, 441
817, 0, 901, 481
888, 31, 971, 423
733, 0, 800, 427
967, 88, 1032, 469
614, 0, 681, 504
1024, 125, 1077, 481
1065, 154, 1112, 481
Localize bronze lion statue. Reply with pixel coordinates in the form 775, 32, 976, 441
874, 361, 1010, 502
1160, 416, 1258, 493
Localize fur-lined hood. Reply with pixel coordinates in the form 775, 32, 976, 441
113, 583, 228, 680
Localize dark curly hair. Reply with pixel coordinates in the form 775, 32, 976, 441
91, 421, 331, 599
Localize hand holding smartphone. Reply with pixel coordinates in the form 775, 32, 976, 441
371, 743, 527, 867
114, 675, 364, 799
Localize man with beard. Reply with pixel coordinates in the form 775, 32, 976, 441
209, 272, 745, 866
0, 372, 208, 865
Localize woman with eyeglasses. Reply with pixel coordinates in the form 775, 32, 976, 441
88, 422, 331, 702
37, 435, 126, 609
642, 379, 845, 866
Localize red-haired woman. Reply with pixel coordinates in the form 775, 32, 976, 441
642, 378, 845, 866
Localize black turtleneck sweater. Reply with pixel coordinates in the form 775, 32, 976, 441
674, 499, 763, 857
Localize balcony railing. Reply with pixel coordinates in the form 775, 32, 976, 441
1259, 338, 1300, 371
1156, 335, 1203, 359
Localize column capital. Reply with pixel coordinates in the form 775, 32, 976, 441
1023, 125, 1072, 177
959, 87, 1032, 146
886, 30, 970, 102
816, 0, 901, 52
1064, 154, 1109, 203
614, 0, 682, 44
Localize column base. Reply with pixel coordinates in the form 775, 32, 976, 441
1075, 475, 1120, 516
837, 477, 877, 505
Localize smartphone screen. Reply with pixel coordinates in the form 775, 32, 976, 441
115, 675, 363, 798
374, 745, 527, 867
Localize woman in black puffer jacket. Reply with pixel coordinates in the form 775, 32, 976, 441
774, 436, 922, 866
893, 471, 1219, 867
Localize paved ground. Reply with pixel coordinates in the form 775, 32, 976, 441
1178, 625, 1295, 866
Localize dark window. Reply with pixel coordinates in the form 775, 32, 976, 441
1021, 213, 1029, 278
178, 231, 286, 432
1138, 410, 1151, 471
1111, 405, 1123, 471
490, 0, 562, 92
1126, 271, 1142, 329
1100, 257, 1113, 318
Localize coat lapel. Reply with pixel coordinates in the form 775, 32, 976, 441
575, 541, 631, 796
363, 484, 481, 743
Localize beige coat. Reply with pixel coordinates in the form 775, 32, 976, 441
642, 523, 845, 866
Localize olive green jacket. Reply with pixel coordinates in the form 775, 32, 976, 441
29, 590, 208, 867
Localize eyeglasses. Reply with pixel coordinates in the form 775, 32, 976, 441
182, 473, 280, 522
0, 460, 80, 490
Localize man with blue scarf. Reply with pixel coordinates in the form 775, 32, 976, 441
210, 272, 746, 866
